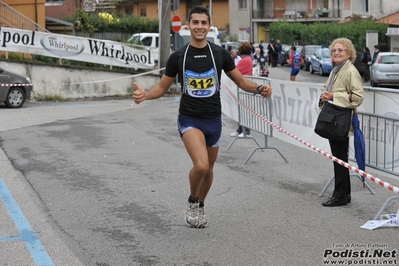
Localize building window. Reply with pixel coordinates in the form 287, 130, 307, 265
364, 0, 369, 12
45, 0, 65, 6
238, 0, 247, 10
126, 8, 133, 16
140, 5, 147, 17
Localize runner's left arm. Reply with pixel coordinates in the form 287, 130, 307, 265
226, 68, 272, 98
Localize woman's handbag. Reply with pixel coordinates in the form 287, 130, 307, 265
314, 102, 352, 141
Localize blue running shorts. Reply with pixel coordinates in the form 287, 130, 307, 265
177, 113, 222, 147
290, 68, 300, 76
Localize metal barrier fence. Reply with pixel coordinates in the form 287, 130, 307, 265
358, 111, 399, 177
222, 78, 399, 220
225, 77, 288, 164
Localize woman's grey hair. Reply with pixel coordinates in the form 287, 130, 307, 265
329, 38, 357, 63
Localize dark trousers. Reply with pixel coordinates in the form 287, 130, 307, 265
329, 138, 351, 198
235, 124, 250, 134
362, 63, 370, 82
272, 53, 278, 67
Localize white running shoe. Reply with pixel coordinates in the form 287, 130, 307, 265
185, 202, 199, 228
230, 131, 239, 137
197, 207, 208, 228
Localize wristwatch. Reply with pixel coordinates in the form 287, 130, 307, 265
254, 85, 263, 95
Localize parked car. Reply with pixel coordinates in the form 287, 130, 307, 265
281, 45, 303, 66
301, 45, 321, 71
221, 41, 240, 52
279, 44, 290, 66
0, 68, 33, 108
127, 33, 163, 63
370, 52, 399, 87
309, 47, 333, 76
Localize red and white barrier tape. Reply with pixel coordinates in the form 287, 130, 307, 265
224, 85, 399, 195
0, 67, 166, 87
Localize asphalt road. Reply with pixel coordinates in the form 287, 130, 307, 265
0, 66, 398, 266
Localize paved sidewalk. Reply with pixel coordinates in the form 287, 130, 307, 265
0, 96, 398, 265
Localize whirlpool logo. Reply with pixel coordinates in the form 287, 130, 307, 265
41, 35, 84, 57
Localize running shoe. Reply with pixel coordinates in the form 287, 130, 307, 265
185, 202, 199, 228
197, 206, 208, 228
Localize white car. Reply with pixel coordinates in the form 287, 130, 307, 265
178, 26, 221, 46
127, 33, 161, 63
370, 52, 399, 87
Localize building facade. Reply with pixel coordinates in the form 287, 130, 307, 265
2, 0, 46, 30
228, 0, 399, 43
44, 0, 230, 32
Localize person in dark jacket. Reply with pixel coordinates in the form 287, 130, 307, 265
267, 40, 277, 67
360, 47, 371, 82
276, 39, 283, 66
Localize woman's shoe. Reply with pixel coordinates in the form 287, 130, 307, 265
322, 196, 349, 207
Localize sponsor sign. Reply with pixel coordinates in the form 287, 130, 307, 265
0, 27, 155, 69
221, 73, 399, 173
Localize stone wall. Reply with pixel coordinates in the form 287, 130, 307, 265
0, 60, 162, 100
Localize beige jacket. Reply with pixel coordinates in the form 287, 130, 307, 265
323, 60, 364, 135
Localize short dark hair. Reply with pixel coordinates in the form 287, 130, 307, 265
187, 6, 210, 23
374, 45, 379, 49
291, 45, 297, 51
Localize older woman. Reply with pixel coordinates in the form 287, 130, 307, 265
319, 38, 364, 207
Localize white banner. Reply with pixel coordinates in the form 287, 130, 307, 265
269, 79, 331, 152
0, 27, 155, 69
221, 72, 239, 122
221, 73, 399, 173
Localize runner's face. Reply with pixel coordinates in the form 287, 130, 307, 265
188, 13, 210, 42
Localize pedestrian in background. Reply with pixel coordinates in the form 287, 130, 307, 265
276, 39, 283, 66
319, 37, 364, 207
231, 49, 242, 66
267, 40, 275, 67
259, 40, 265, 58
286, 45, 303, 81
253, 47, 266, 76
268, 40, 278, 67
361, 46, 371, 82
230, 42, 253, 137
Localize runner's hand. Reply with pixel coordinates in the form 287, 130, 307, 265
260, 84, 272, 98
132, 82, 146, 104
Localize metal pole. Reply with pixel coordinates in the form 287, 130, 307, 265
159, 0, 171, 74
209, 0, 212, 23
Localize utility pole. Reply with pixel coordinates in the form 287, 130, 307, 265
209, 0, 212, 23
159, 0, 171, 73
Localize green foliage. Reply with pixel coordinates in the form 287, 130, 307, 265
32, 55, 58, 64
33, 92, 64, 102
269, 20, 389, 51
65, 10, 159, 34
8, 52, 23, 61
230, 34, 239, 42
72, 9, 97, 36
